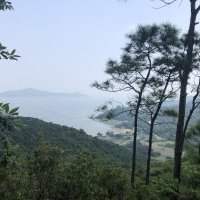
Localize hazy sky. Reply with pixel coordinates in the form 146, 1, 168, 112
0, 0, 191, 96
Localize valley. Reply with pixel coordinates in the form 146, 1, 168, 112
0, 88, 198, 161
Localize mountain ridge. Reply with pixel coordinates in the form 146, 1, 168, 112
0, 116, 140, 167
0, 88, 87, 98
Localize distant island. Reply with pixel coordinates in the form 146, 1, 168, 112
0, 88, 110, 135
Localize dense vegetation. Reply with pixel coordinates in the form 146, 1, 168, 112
1, 117, 133, 167
1, 125, 200, 200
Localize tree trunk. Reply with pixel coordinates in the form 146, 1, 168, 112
174, 77, 188, 182
131, 55, 152, 188
131, 96, 141, 188
131, 109, 138, 187
146, 122, 154, 185
174, 1, 197, 182
145, 73, 171, 185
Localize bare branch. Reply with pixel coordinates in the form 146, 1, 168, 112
151, 0, 179, 9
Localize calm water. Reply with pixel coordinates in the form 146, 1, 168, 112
0, 96, 112, 136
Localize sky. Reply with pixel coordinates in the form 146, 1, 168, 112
0, 0, 191, 97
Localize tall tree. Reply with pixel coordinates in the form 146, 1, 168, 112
93, 24, 180, 187
156, 0, 200, 183
93, 24, 159, 187
143, 62, 178, 185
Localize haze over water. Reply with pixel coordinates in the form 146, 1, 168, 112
0, 89, 113, 136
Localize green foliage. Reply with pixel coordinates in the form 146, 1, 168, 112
0, 0, 13, 10
65, 153, 99, 200
97, 165, 129, 200
0, 140, 26, 200
187, 121, 200, 138
0, 103, 19, 131
0, 117, 132, 167
93, 23, 180, 96
28, 150, 130, 200
163, 109, 178, 118
0, 133, 200, 200
0, 44, 20, 60
27, 141, 62, 200
0, 1, 20, 61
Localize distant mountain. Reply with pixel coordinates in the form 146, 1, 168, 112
0, 88, 111, 135
0, 88, 87, 98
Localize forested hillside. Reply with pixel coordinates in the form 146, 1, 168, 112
1, 118, 200, 199
0, 117, 136, 167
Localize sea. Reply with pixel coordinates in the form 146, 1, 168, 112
0, 94, 112, 136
